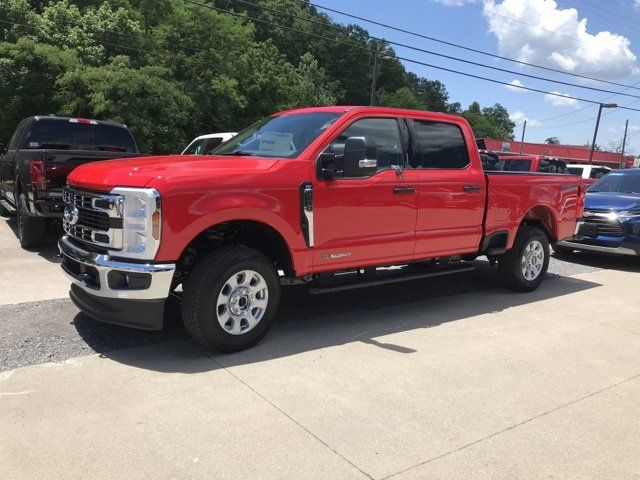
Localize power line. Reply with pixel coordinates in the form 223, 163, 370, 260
228, 0, 640, 100
573, 0, 640, 29
301, 0, 640, 92
183, 0, 640, 114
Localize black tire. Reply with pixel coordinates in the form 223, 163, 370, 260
182, 246, 281, 352
16, 193, 46, 248
552, 244, 574, 255
498, 226, 550, 292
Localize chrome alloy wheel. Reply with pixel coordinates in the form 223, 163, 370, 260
521, 239, 545, 281
216, 270, 269, 335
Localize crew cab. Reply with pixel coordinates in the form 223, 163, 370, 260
488, 154, 570, 174
0, 116, 142, 247
59, 106, 583, 352
556, 168, 640, 256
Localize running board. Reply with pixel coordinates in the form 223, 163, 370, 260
307, 264, 475, 295
0, 199, 16, 213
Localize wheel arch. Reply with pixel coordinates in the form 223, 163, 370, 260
520, 205, 557, 243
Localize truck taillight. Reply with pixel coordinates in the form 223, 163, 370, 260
29, 160, 46, 191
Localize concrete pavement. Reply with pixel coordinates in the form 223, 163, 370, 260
2, 266, 640, 479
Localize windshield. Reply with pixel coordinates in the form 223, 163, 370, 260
590, 172, 640, 193
23, 120, 137, 152
213, 112, 342, 158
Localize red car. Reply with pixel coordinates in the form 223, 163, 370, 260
59, 106, 584, 351
490, 154, 570, 174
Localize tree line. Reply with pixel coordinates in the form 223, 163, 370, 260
1, 0, 516, 153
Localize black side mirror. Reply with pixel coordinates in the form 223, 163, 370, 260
317, 152, 340, 180
343, 136, 377, 177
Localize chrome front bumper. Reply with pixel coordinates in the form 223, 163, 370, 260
58, 235, 175, 300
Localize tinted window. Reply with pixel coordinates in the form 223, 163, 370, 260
590, 172, 640, 193
408, 120, 469, 169
567, 167, 584, 176
184, 139, 205, 155
8, 121, 28, 150
23, 120, 137, 152
215, 112, 341, 159
537, 159, 567, 173
203, 137, 224, 154
325, 118, 403, 170
495, 159, 532, 172
591, 167, 610, 179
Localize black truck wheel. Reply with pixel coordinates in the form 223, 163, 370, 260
182, 246, 281, 352
498, 226, 550, 292
17, 193, 46, 248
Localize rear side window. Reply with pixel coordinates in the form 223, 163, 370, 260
567, 167, 584, 176
591, 168, 609, 179
8, 121, 28, 150
495, 159, 531, 172
22, 120, 137, 152
408, 120, 469, 169
537, 159, 567, 173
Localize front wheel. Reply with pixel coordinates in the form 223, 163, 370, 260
182, 246, 281, 352
498, 226, 550, 292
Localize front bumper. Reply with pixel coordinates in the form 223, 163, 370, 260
556, 219, 640, 256
59, 236, 176, 330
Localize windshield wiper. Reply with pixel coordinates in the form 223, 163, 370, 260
218, 150, 254, 156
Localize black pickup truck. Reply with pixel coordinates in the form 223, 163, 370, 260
0, 116, 143, 247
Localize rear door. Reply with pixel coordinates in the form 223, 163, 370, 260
407, 119, 486, 258
312, 116, 419, 270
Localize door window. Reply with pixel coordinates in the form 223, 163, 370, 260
8, 121, 28, 150
407, 120, 470, 169
325, 118, 404, 171
184, 139, 205, 155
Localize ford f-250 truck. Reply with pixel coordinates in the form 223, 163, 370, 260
59, 106, 584, 351
0, 115, 142, 247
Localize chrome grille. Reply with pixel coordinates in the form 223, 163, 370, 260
582, 210, 625, 238
63, 188, 123, 248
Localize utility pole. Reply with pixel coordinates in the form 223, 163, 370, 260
589, 103, 617, 164
370, 51, 379, 106
519, 120, 527, 155
620, 119, 629, 169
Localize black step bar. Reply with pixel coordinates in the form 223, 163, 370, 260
307, 264, 474, 295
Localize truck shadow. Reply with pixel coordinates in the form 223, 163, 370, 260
553, 250, 640, 273
2, 217, 62, 264
73, 262, 601, 373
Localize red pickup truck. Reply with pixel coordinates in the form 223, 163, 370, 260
59, 106, 583, 351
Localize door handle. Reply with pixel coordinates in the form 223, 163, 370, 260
463, 185, 482, 193
393, 186, 415, 195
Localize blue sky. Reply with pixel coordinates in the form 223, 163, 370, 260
317, 0, 640, 154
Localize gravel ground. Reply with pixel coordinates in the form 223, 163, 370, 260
1, 252, 639, 373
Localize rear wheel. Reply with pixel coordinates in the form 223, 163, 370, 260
17, 193, 45, 248
182, 246, 281, 352
498, 226, 549, 292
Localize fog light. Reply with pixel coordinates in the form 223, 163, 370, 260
107, 271, 152, 290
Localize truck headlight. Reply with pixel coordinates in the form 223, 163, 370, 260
111, 187, 161, 260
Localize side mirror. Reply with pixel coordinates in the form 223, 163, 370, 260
317, 152, 340, 180
343, 137, 377, 177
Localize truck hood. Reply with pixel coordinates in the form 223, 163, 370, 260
67, 155, 279, 191
584, 192, 640, 211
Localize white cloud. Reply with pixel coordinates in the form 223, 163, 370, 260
505, 78, 526, 92
483, 0, 639, 80
510, 110, 540, 126
544, 91, 581, 108
430, 0, 478, 5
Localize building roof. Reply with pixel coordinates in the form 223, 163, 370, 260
481, 138, 632, 168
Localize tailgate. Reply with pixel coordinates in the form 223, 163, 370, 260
43, 150, 143, 193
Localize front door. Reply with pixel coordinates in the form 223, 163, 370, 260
1, 120, 28, 203
312, 117, 419, 272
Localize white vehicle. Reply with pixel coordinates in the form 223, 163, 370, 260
566, 164, 612, 183
181, 132, 237, 155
